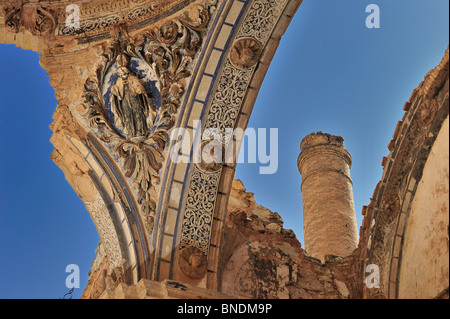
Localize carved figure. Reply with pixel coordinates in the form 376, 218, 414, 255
110, 56, 156, 140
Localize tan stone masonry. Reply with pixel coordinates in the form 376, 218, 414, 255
298, 132, 359, 263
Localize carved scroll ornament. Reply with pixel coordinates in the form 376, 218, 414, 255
81, 3, 215, 235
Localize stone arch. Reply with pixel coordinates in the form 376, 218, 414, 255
0, 0, 304, 298
150, 0, 303, 291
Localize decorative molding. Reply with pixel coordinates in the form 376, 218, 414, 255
179, 0, 290, 255
2, 3, 56, 36
180, 166, 222, 252
236, 0, 289, 44
230, 38, 263, 70
206, 59, 254, 139
58, 0, 197, 37
363, 48, 449, 299
80, 2, 215, 236
178, 246, 208, 279
87, 194, 124, 271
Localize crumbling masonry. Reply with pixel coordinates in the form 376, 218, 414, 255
0, 0, 448, 299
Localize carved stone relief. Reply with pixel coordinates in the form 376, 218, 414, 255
2, 3, 56, 35
86, 193, 123, 270
179, 0, 290, 255
380, 190, 401, 226
236, 0, 289, 44
79, 2, 215, 236
195, 139, 225, 173
230, 38, 263, 70
207, 59, 254, 137
180, 167, 222, 252
364, 49, 449, 298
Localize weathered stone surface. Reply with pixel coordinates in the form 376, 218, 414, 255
298, 132, 359, 262
1, 0, 447, 300
220, 179, 351, 299
359, 47, 449, 300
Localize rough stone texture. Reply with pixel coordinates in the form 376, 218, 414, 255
82, 243, 108, 300
219, 179, 353, 299
397, 115, 449, 298
97, 278, 237, 299
358, 47, 449, 299
297, 133, 359, 262
69, 42, 450, 299
1, 0, 448, 300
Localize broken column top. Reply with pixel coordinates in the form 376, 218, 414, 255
300, 132, 345, 151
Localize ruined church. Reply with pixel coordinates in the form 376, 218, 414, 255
0, 0, 448, 299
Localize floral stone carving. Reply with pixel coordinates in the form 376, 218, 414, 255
81, 3, 214, 235
3, 3, 56, 36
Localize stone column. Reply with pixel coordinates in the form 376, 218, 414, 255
297, 132, 359, 262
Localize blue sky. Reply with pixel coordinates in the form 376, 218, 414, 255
0, 0, 448, 299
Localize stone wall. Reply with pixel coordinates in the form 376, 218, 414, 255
83, 178, 357, 299
359, 47, 449, 299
